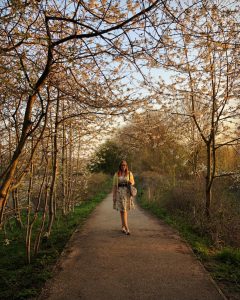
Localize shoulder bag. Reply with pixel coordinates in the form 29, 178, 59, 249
128, 172, 137, 197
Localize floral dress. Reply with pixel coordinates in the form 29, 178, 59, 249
113, 172, 135, 211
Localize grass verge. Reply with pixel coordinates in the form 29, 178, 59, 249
137, 193, 240, 300
0, 179, 111, 300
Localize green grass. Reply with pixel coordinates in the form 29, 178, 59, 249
137, 192, 240, 299
0, 182, 111, 300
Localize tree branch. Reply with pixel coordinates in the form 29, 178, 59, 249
49, 0, 161, 46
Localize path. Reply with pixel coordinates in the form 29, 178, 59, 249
39, 194, 226, 300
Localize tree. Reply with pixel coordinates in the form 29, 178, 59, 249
0, 0, 163, 226
115, 110, 189, 180
151, 0, 240, 216
89, 140, 125, 175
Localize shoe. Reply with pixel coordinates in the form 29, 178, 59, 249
121, 227, 127, 234
125, 230, 130, 235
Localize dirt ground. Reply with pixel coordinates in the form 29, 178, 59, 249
38, 194, 226, 300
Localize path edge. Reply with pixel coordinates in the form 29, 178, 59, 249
36, 195, 111, 300
135, 200, 228, 300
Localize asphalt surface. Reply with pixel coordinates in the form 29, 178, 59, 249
38, 194, 226, 300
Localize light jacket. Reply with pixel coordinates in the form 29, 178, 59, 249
113, 171, 135, 187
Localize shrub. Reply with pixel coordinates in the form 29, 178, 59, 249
139, 174, 240, 247
85, 172, 111, 199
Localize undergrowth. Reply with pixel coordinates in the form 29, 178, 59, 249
0, 177, 111, 300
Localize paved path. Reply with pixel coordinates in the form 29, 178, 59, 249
39, 194, 226, 300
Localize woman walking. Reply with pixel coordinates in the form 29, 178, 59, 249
112, 160, 135, 235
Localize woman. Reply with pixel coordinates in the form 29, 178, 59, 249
112, 160, 135, 235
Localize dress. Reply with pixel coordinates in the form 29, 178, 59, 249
113, 172, 135, 212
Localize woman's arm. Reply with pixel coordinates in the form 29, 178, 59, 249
112, 173, 118, 201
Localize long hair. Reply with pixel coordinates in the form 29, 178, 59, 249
118, 160, 129, 176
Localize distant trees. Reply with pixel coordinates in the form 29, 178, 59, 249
89, 110, 188, 190
89, 141, 124, 175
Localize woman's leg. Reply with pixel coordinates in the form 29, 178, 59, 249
123, 211, 129, 232
120, 211, 125, 228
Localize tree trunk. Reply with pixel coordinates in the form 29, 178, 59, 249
61, 114, 66, 215
26, 160, 34, 264
34, 173, 50, 255
205, 142, 212, 217
205, 185, 212, 218
66, 122, 73, 212
46, 91, 60, 236
12, 189, 23, 228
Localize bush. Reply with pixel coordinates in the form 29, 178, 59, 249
85, 172, 111, 199
138, 171, 172, 202
139, 174, 240, 247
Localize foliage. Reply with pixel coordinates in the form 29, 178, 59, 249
115, 112, 191, 177
89, 141, 126, 175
